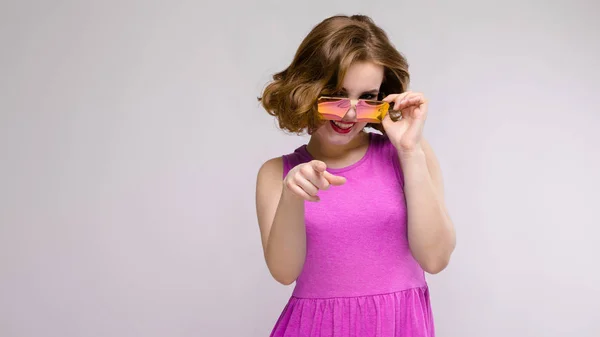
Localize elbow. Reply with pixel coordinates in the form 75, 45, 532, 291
421, 259, 449, 274
416, 232, 456, 275
417, 252, 452, 275
269, 268, 297, 285
265, 256, 300, 286
274, 275, 296, 286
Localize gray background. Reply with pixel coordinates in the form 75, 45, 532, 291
1, 0, 599, 336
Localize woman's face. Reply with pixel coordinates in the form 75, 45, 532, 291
313, 61, 384, 145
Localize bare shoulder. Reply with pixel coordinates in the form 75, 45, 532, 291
257, 156, 284, 188
255, 156, 285, 252
256, 156, 285, 210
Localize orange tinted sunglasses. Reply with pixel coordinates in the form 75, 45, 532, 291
316, 96, 396, 123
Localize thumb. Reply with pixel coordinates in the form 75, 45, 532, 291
323, 171, 346, 186
310, 160, 327, 173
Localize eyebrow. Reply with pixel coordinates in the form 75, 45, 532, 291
340, 87, 380, 94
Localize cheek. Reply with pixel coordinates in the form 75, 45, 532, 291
310, 123, 328, 137
355, 122, 369, 130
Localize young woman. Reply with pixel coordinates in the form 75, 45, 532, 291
255, 14, 456, 337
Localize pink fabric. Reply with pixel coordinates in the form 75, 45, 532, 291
272, 132, 435, 336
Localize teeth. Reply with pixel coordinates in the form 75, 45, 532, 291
333, 121, 353, 129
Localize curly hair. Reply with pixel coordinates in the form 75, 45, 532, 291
258, 14, 410, 134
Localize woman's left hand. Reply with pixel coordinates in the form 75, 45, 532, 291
381, 91, 428, 154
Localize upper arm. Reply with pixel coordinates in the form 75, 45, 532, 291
255, 157, 284, 257
421, 138, 445, 202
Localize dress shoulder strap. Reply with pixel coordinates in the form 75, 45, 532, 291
281, 145, 312, 179
368, 132, 405, 188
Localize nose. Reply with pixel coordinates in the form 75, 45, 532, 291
342, 99, 358, 122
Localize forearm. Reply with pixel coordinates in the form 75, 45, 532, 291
265, 188, 307, 285
399, 148, 455, 274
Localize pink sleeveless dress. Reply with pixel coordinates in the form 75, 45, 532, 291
271, 132, 435, 337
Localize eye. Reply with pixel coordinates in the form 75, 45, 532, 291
360, 94, 377, 100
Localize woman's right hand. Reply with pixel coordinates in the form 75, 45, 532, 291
283, 160, 346, 202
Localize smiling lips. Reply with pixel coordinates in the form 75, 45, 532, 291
330, 120, 355, 134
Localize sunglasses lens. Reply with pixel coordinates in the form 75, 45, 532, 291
356, 100, 390, 123
317, 98, 349, 121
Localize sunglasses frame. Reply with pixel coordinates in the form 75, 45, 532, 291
316, 96, 399, 123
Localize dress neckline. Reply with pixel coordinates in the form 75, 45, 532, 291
298, 132, 374, 173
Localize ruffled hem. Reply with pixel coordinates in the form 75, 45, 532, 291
270, 286, 434, 337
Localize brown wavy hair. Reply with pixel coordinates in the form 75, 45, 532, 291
258, 14, 410, 134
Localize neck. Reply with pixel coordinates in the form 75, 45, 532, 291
306, 131, 370, 161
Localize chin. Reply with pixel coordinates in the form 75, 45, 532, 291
315, 120, 368, 144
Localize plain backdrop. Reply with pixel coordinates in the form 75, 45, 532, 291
1, 0, 599, 336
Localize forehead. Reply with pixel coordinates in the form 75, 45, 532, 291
341, 61, 384, 93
